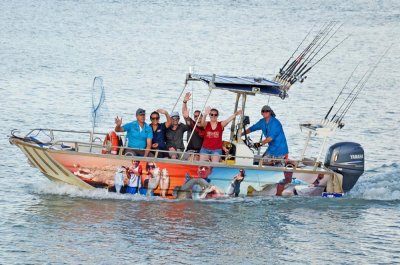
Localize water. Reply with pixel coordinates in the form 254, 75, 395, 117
1, 0, 399, 263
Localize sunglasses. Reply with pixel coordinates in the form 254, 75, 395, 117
172, 117, 180, 120
194, 115, 199, 118
210, 113, 218, 117
262, 110, 271, 113
150, 117, 160, 120
147, 165, 155, 169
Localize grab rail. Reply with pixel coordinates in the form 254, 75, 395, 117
47, 140, 301, 170
17, 128, 315, 171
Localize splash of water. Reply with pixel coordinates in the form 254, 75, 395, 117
31, 182, 164, 201
349, 163, 400, 201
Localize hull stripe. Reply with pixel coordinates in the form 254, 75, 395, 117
32, 149, 59, 176
42, 151, 70, 176
22, 146, 47, 173
19, 146, 39, 169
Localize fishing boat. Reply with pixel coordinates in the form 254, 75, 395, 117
9, 23, 369, 199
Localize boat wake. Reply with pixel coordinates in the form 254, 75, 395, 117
30, 182, 248, 203
348, 163, 400, 201
31, 182, 166, 202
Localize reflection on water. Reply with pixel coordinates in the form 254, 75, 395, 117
0, 177, 399, 264
4, 192, 395, 264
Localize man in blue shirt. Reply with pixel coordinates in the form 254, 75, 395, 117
244, 105, 288, 165
115, 108, 153, 157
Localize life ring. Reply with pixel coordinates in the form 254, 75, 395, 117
101, 131, 119, 155
173, 178, 211, 199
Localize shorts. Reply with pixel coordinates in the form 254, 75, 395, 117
126, 186, 139, 194
167, 148, 184, 158
263, 153, 287, 166
124, 149, 154, 157
180, 150, 200, 160
200, 147, 222, 156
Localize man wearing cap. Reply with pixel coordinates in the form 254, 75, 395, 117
165, 111, 188, 159
115, 108, 153, 157
244, 105, 288, 166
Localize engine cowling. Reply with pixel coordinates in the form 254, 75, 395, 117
324, 142, 364, 192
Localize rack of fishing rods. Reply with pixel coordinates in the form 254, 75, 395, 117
323, 45, 392, 129
274, 21, 349, 90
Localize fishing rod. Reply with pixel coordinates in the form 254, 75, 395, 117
280, 21, 337, 82
331, 59, 371, 122
292, 22, 342, 80
336, 45, 392, 124
291, 22, 338, 76
324, 63, 360, 120
279, 24, 316, 76
280, 22, 332, 80
330, 65, 369, 122
283, 25, 325, 79
283, 24, 325, 75
295, 34, 350, 84
336, 77, 368, 125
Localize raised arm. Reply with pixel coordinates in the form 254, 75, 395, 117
157, 109, 172, 128
221, 110, 242, 128
182, 92, 191, 119
200, 106, 211, 128
115, 116, 125, 132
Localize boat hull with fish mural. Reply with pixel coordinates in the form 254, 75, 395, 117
9, 127, 363, 199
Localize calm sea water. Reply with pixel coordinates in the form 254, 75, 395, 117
1, 0, 399, 264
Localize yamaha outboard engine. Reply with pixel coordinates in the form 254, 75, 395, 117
324, 142, 364, 192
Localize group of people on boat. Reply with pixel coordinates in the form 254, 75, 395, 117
113, 92, 289, 164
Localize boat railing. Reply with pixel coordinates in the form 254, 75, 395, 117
22, 128, 117, 144
15, 128, 316, 171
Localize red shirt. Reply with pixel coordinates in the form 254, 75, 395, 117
202, 122, 224, 150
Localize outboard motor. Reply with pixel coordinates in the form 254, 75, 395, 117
324, 142, 364, 192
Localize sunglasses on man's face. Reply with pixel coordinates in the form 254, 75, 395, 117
262, 110, 270, 113
148, 165, 155, 169
172, 117, 180, 121
210, 113, 218, 117
150, 117, 159, 121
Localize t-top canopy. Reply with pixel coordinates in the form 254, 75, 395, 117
187, 74, 287, 99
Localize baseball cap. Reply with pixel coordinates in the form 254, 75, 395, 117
261, 105, 276, 117
170, 111, 180, 118
136, 108, 146, 115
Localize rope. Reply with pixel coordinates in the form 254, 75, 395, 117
170, 80, 188, 113
180, 88, 213, 159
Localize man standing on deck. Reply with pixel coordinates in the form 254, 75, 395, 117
182, 92, 204, 158
244, 105, 288, 166
115, 108, 153, 157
